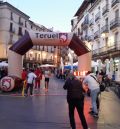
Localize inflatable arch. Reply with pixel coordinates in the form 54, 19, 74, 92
0, 31, 91, 91
8, 31, 90, 78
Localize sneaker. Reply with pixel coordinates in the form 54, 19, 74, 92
24, 94, 28, 97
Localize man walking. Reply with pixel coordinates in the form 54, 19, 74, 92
25, 69, 37, 96
63, 73, 89, 129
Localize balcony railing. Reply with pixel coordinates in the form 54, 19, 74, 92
89, 18, 94, 26
92, 42, 120, 56
95, 11, 101, 22
42, 59, 54, 64
101, 25, 109, 33
94, 30, 100, 39
88, 35, 94, 42
19, 21, 23, 26
110, 17, 120, 30
102, 4, 109, 15
111, 0, 120, 7
81, 20, 89, 29
81, 35, 88, 41
9, 28, 15, 33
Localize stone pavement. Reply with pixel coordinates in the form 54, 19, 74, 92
97, 90, 120, 129
0, 76, 120, 129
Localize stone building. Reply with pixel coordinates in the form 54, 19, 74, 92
71, 0, 120, 81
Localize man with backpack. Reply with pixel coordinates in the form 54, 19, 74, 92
83, 71, 100, 118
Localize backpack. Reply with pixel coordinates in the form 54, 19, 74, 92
99, 82, 106, 92
90, 75, 106, 92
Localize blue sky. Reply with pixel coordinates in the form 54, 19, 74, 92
6, 0, 83, 32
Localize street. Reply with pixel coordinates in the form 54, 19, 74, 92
0, 76, 120, 129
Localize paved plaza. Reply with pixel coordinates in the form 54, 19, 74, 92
0, 76, 120, 129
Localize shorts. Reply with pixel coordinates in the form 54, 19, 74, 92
45, 78, 49, 82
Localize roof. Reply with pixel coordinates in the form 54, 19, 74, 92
0, 2, 30, 19
74, 0, 90, 17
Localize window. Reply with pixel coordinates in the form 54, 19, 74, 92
25, 30, 28, 34
9, 34, 13, 44
98, 24, 100, 32
105, 37, 108, 47
105, 18, 108, 25
35, 53, 37, 60
10, 12, 13, 20
78, 28, 80, 36
115, 9, 119, 18
19, 17, 21, 23
10, 22, 13, 31
42, 46, 44, 51
115, 32, 118, 43
25, 21, 27, 27
18, 27, 22, 36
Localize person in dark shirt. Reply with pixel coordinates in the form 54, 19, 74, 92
63, 73, 89, 129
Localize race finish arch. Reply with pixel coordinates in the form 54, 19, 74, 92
0, 31, 91, 91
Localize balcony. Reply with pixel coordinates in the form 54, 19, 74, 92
107, 43, 120, 52
88, 35, 94, 42
18, 32, 23, 36
9, 28, 15, 33
81, 35, 88, 41
110, 17, 120, 30
19, 21, 23, 26
111, 0, 120, 7
42, 59, 54, 64
92, 42, 120, 59
102, 4, 109, 15
81, 20, 89, 29
95, 12, 101, 22
89, 18, 94, 26
94, 30, 100, 39
101, 25, 109, 34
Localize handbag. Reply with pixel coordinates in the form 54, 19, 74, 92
90, 75, 106, 92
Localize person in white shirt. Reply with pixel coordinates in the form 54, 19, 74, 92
44, 68, 51, 91
25, 69, 37, 96
83, 71, 100, 118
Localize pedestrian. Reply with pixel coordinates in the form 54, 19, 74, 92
63, 73, 89, 129
34, 67, 42, 90
83, 71, 100, 118
25, 69, 37, 96
21, 68, 27, 96
44, 67, 51, 92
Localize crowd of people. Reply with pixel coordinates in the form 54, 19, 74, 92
0, 65, 110, 129
21, 67, 51, 96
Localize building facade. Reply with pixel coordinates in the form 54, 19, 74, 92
0, 1, 61, 68
71, 0, 120, 81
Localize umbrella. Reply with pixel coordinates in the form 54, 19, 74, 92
40, 64, 55, 67
0, 62, 8, 67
